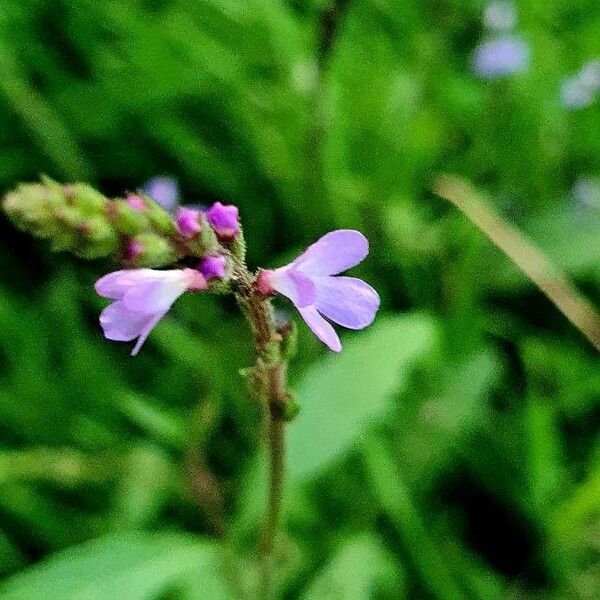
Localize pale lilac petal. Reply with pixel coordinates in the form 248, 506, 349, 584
95, 270, 158, 300
99, 301, 154, 342
313, 276, 380, 329
269, 268, 317, 308
297, 305, 341, 352
130, 313, 163, 356
293, 230, 369, 276
122, 271, 189, 313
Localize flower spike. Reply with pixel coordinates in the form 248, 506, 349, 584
257, 230, 380, 352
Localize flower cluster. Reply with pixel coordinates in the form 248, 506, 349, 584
97, 227, 378, 355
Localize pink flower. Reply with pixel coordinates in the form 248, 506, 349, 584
257, 230, 379, 352
176, 207, 202, 238
95, 268, 207, 355
205, 202, 239, 240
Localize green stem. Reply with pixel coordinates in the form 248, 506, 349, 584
233, 261, 290, 599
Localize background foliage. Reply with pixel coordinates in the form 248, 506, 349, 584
0, 0, 599, 598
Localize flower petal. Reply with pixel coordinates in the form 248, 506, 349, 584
297, 305, 342, 352
121, 271, 189, 313
95, 269, 157, 300
270, 268, 317, 308
314, 276, 380, 330
130, 313, 163, 356
293, 230, 369, 276
99, 301, 154, 342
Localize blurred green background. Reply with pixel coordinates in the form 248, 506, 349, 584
0, 0, 599, 598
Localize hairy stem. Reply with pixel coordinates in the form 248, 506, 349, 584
233, 260, 291, 598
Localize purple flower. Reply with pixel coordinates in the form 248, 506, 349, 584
257, 230, 380, 352
205, 202, 240, 241
473, 36, 530, 78
95, 268, 207, 355
176, 207, 202, 238
143, 177, 179, 212
197, 255, 227, 280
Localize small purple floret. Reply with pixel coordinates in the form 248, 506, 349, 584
473, 36, 530, 78
205, 202, 240, 240
197, 255, 227, 280
95, 268, 206, 355
176, 207, 202, 238
143, 177, 179, 211
259, 230, 380, 352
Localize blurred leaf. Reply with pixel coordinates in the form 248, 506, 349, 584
300, 534, 405, 600
0, 532, 228, 600
288, 313, 437, 482
363, 435, 466, 600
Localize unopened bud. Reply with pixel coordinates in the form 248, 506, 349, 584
76, 216, 119, 259
124, 233, 176, 267
107, 199, 150, 235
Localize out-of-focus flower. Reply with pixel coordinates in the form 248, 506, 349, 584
143, 177, 179, 212
205, 202, 240, 241
197, 255, 227, 280
484, 1, 517, 31
473, 36, 531, 78
95, 268, 206, 355
572, 177, 600, 210
560, 60, 600, 110
256, 230, 380, 352
176, 207, 202, 239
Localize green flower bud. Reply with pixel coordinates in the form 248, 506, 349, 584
75, 216, 119, 259
107, 199, 151, 235
143, 196, 177, 235
125, 233, 176, 267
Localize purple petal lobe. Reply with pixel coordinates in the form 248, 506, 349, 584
313, 276, 380, 329
297, 305, 342, 352
269, 268, 317, 308
294, 230, 369, 276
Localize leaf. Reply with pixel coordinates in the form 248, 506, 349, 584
287, 313, 437, 482
0, 532, 228, 600
363, 436, 466, 600
300, 534, 405, 600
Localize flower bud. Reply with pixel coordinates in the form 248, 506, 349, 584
124, 233, 176, 267
126, 194, 147, 212
106, 199, 150, 235
144, 198, 177, 235
176, 207, 202, 238
75, 216, 119, 259
205, 202, 240, 241
197, 255, 227, 280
